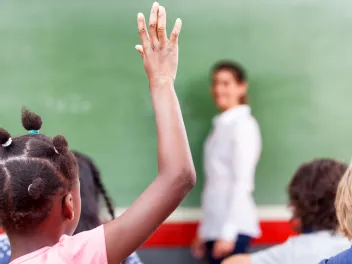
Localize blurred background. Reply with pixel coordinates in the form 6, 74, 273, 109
1, 0, 352, 263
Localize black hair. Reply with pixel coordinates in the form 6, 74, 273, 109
212, 60, 247, 83
0, 108, 78, 232
73, 151, 115, 234
288, 159, 347, 233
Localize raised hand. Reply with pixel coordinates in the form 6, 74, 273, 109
104, 4, 195, 264
136, 2, 182, 85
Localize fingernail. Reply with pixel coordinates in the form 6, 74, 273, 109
153, 2, 159, 7
176, 18, 182, 24
137, 13, 143, 19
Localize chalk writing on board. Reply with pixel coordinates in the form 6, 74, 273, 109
44, 93, 92, 114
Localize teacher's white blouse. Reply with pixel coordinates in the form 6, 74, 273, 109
198, 105, 262, 241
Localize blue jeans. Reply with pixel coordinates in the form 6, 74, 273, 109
205, 234, 252, 264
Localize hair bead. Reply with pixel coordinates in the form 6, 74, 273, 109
54, 147, 60, 154
2, 138, 12, 147
28, 130, 39, 135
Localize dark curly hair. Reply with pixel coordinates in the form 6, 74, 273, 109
73, 151, 115, 234
0, 108, 78, 232
288, 159, 347, 233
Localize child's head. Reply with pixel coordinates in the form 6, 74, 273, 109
288, 159, 347, 233
0, 109, 80, 236
335, 163, 352, 239
73, 151, 115, 234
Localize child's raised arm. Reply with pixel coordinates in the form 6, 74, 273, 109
104, 2, 196, 263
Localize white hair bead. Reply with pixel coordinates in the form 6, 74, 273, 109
2, 138, 12, 147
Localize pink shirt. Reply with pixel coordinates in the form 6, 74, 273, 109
10, 225, 107, 264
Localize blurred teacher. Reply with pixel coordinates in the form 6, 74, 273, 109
192, 61, 262, 264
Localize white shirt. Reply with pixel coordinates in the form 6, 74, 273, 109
251, 231, 350, 264
199, 105, 262, 241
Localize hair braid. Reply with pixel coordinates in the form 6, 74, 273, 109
73, 151, 115, 220
88, 159, 115, 219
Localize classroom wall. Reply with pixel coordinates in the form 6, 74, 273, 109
1, 0, 350, 261
1, 0, 352, 208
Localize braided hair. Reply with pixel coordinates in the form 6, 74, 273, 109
73, 151, 115, 234
0, 108, 78, 232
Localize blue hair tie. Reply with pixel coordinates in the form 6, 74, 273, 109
28, 130, 39, 135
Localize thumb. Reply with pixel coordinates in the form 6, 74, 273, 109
135, 45, 144, 57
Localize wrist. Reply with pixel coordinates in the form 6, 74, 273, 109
149, 76, 174, 89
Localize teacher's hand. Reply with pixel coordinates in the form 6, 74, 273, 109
191, 237, 205, 259
212, 239, 234, 259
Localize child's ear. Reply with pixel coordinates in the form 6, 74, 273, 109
62, 193, 75, 221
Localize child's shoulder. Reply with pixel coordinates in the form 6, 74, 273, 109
320, 246, 352, 264
57, 225, 107, 257
11, 226, 107, 264
287, 231, 347, 245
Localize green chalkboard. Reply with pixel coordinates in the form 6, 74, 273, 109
1, 0, 352, 206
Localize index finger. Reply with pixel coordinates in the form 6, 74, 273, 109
137, 13, 149, 48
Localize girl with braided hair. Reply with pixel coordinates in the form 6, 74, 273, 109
0, 151, 143, 264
